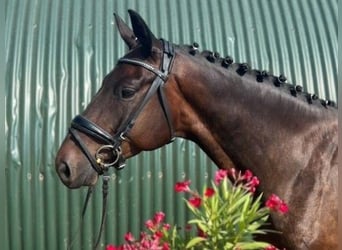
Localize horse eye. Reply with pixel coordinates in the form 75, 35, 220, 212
121, 88, 136, 99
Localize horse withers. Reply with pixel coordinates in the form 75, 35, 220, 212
55, 10, 338, 249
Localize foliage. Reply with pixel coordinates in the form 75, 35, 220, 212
106, 169, 288, 250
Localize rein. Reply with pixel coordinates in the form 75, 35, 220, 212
67, 40, 175, 249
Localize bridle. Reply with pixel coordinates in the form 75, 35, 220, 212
67, 39, 175, 249
69, 39, 175, 175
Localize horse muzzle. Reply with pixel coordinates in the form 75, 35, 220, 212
55, 148, 99, 188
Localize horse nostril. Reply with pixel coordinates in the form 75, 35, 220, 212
58, 162, 71, 180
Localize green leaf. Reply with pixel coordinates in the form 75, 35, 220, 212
187, 219, 204, 225
226, 194, 249, 214
186, 237, 206, 249
224, 242, 235, 249
188, 220, 209, 232
234, 241, 270, 249
242, 194, 252, 214
222, 177, 228, 197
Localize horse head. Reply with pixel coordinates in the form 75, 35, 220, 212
55, 10, 181, 188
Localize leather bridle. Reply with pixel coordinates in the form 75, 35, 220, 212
67, 39, 175, 249
69, 39, 175, 175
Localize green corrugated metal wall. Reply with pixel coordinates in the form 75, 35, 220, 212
5, 0, 337, 249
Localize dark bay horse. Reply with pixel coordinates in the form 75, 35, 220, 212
55, 10, 338, 249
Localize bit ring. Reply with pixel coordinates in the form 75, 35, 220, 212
95, 145, 121, 169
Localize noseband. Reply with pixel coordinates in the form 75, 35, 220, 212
69, 40, 175, 175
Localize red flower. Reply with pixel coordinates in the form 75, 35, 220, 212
204, 187, 215, 197
214, 169, 228, 184
153, 211, 165, 224
124, 232, 135, 242
153, 230, 164, 239
185, 224, 192, 231
279, 202, 289, 214
265, 194, 280, 209
188, 196, 202, 208
265, 194, 289, 214
197, 227, 207, 238
174, 180, 191, 192
162, 242, 170, 250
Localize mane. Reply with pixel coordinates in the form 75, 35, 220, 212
176, 42, 337, 110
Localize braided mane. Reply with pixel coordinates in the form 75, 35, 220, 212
180, 42, 337, 109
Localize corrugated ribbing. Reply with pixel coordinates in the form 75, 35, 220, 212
5, 0, 337, 249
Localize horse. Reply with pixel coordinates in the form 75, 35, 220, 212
55, 10, 338, 249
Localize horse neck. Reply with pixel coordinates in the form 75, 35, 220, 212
172, 51, 337, 192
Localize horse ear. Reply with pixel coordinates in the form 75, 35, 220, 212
114, 13, 138, 49
128, 9, 157, 57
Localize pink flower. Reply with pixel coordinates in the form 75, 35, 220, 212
163, 223, 171, 230
140, 232, 150, 247
228, 168, 237, 179
145, 219, 155, 230
124, 232, 135, 242
265, 194, 289, 214
174, 180, 191, 192
214, 169, 228, 184
204, 187, 215, 197
250, 176, 260, 187
246, 176, 260, 193
265, 245, 277, 250
150, 237, 162, 249
188, 196, 202, 208
106, 245, 120, 250
141, 239, 150, 249
153, 211, 165, 224
242, 170, 253, 181
140, 231, 147, 239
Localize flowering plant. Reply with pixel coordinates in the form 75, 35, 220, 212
175, 169, 288, 249
106, 211, 172, 250
106, 168, 288, 250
